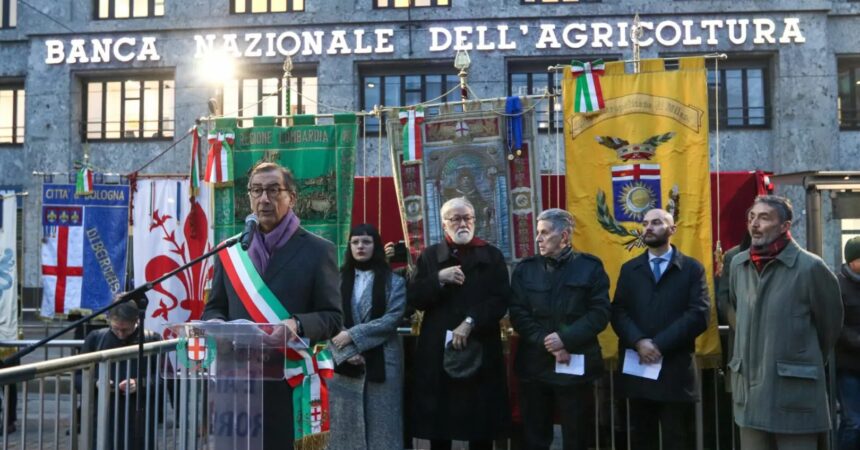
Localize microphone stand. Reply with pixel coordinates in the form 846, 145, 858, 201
1, 233, 244, 450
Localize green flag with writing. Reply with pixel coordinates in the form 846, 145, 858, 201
212, 115, 357, 263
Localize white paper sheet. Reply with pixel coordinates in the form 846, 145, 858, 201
554, 354, 585, 376
622, 349, 662, 380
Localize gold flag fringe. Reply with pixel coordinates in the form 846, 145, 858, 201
295, 431, 330, 450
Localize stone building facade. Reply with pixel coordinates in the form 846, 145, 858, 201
0, 0, 858, 303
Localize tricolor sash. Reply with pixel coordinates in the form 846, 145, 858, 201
218, 243, 334, 448
205, 132, 235, 184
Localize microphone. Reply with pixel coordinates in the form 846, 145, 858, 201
240, 214, 258, 250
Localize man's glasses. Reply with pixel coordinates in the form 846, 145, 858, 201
248, 186, 289, 199
444, 215, 475, 224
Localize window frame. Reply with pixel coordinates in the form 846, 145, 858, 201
838, 57, 860, 131
0, 81, 25, 145
359, 64, 461, 135
1, 0, 16, 28
520, 0, 600, 3
373, 0, 450, 8
95, 0, 165, 20
231, 0, 304, 13
219, 66, 318, 127
507, 57, 618, 132
81, 74, 175, 142
705, 57, 772, 130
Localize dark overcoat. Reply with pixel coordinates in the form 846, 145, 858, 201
509, 251, 611, 385
407, 242, 511, 441
610, 246, 710, 402
202, 227, 343, 450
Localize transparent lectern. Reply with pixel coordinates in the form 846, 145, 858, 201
166, 321, 302, 450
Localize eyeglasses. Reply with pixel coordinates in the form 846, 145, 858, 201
248, 186, 289, 199
444, 215, 475, 224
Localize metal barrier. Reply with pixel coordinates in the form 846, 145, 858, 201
0, 339, 191, 450
0, 325, 807, 450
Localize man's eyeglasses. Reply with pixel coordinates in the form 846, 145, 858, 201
444, 215, 475, 224
248, 186, 289, 199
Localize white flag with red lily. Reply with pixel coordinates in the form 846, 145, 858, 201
132, 178, 213, 339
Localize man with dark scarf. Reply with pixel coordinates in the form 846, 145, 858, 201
509, 208, 611, 450
728, 195, 843, 450
407, 197, 511, 450
203, 162, 342, 450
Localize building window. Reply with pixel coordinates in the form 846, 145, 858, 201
96, 0, 165, 19
1, 0, 16, 28
374, 0, 449, 7
361, 70, 460, 134
707, 59, 770, 129
232, 0, 304, 13
509, 68, 562, 131
83, 76, 174, 140
522, 0, 599, 3
838, 58, 860, 130
221, 70, 318, 127
0, 84, 24, 144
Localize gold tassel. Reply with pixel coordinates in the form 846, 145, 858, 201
295, 431, 330, 450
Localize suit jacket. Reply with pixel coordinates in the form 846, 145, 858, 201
202, 227, 342, 342
611, 245, 710, 402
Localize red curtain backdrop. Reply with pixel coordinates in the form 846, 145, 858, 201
709, 170, 773, 252
352, 171, 771, 258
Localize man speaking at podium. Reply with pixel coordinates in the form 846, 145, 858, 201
203, 162, 342, 450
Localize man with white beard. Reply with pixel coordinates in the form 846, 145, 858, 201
407, 197, 512, 450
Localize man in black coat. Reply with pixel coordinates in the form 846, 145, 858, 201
837, 236, 860, 449
509, 208, 611, 450
407, 197, 511, 450
202, 162, 342, 450
610, 208, 710, 450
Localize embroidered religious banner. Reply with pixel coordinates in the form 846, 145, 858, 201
211, 114, 357, 264
386, 104, 542, 263
0, 191, 19, 354
563, 57, 721, 366
132, 178, 213, 339
40, 183, 130, 318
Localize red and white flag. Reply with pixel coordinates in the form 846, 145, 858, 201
204, 132, 234, 184
41, 224, 85, 315
132, 178, 214, 339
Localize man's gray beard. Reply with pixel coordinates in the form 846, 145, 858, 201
450, 229, 474, 245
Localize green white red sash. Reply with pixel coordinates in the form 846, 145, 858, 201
399, 107, 424, 162
570, 59, 606, 113
218, 243, 334, 446
205, 131, 234, 184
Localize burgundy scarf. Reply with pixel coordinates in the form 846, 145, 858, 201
248, 210, 300, 274
444, 233, 487, 260
749, 231, 791, 273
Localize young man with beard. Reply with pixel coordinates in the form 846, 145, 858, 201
407, 197, 511, 450
729, 195, 842, 450
611, 208, 710, 450
509, 208, 611, 450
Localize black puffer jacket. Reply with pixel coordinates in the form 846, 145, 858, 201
509, 250, 611, 385
837, 264, 860, 372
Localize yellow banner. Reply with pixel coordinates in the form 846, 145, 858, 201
563, 58, 721, 367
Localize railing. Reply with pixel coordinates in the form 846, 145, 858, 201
0, 325, 823, 450
0, 339, 190, 450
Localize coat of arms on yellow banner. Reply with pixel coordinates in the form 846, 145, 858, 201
563, 57, 721, 366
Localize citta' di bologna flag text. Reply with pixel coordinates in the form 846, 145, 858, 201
41, 184, 129, 318
132, 178, 213, 339
563, 57, 721, 366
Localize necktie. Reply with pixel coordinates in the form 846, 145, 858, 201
652, 257, 665, 282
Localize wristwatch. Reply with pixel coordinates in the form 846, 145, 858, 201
464, 316, 475, 327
